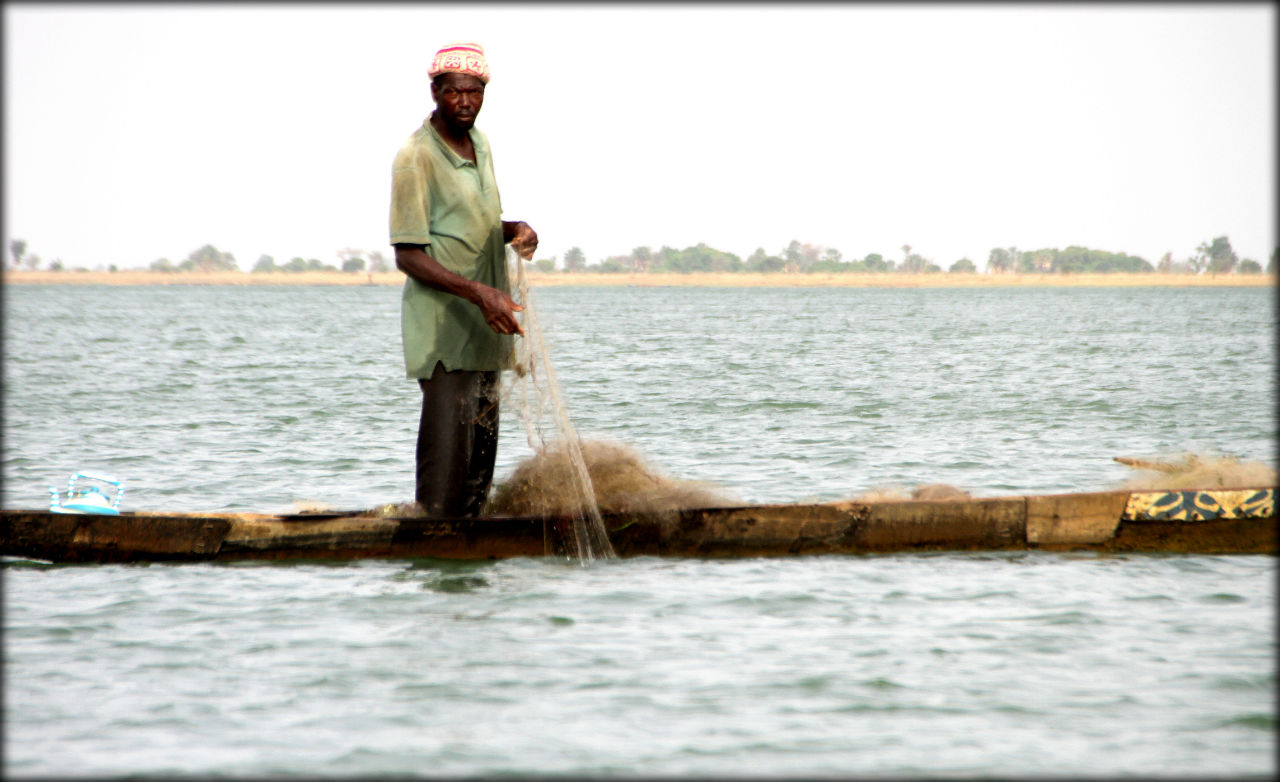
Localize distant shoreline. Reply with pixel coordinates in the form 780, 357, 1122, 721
3, 269, 1273, 288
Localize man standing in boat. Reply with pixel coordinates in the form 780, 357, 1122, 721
389, 42, 538, 517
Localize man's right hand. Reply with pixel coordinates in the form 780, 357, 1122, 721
395, 243, 524, 336
473, 285, 525, 336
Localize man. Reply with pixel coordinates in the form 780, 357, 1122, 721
389, 42, 538, 517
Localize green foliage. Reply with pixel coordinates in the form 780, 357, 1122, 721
591, 256, 631, 273
653, 243, 743, 273
10, 238, 27, 268
811, 258, 851, 273
1054, 246, 1152, 273
367, 251, 391, 273
901, 253, 930, 273
1205, 235, 1238, 275
863, 253, 891, 272
1024, 249, 1055, 273
337, 248, 365, 273
785, 240, 804, 267
1189, 242, 1210, 274
1012, 248, 1037, 274
55, 234, 1252, 278
986, 247, 1010, 273
749, 254, 784, 272
987, 245, 1151, 274
746, 248, 783, 272
776, 240, 823, 272
185, 243, 238, 272
563, 246, 587, 272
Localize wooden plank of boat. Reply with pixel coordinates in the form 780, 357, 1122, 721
1, 487, 1273, 564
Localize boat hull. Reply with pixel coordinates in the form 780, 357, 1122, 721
1, 487, 1274, 564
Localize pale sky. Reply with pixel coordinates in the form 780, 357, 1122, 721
4, 3, 1275, 271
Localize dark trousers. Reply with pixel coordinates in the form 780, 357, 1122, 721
415, 363, 500, 517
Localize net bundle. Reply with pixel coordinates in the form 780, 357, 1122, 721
500, 247, 616, 563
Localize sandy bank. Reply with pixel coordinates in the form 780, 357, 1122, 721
4, 269, 1273, 288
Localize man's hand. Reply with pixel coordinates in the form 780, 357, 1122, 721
394, 243, 524, 336
504, 221, 539, 260
474, 285, 525, 336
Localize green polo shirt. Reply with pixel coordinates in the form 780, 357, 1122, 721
389, 118, 514, 378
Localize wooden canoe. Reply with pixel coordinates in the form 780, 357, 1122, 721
1, 486, 1273, 564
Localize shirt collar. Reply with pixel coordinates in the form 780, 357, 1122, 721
424, 117, 484, 169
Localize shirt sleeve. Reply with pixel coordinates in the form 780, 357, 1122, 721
389, 146, 432, 246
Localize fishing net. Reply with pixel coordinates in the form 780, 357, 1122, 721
1114, 452, 1277, 490
497, 246, 616, 563
488, 438, 737, 518
368, 249, 735, 558
847, 452, 1276, 504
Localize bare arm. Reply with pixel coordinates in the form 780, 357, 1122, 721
393, 243, 523, 336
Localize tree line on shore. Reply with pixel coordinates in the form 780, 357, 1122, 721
548, 236, 1272, 276
7, 235, 1274, 277
3, 241, 394, 276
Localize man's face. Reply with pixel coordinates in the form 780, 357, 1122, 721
431, 73, 485, 131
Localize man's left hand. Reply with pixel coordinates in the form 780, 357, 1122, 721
508, 221, 539, 260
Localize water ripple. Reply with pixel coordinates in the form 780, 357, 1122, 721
2, 286, 1276, 776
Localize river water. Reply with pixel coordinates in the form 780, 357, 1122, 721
3, 282, 1276, 776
